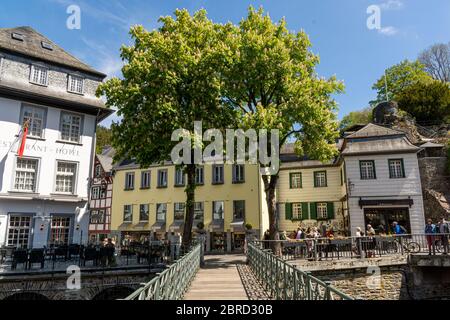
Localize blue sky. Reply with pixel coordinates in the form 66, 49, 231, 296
1, 0, 449, 126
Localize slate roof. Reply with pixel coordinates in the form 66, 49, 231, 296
97, 147, 116, 172
0, 26, 105, 78
345, 123, 404, 139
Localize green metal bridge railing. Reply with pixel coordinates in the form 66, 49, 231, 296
123, 243, 202, 300
247, 242, 354, 300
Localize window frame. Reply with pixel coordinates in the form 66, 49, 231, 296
140, 171, 151, 189
292, 203, 303, 220
49, 215, 72, 246
6, 214, 33, 248
67, 74, 84, 95
91, 186, 100, 200
232, 164, 245, 184
12, 157, 40, 193
212, 201, 225, 220
195, 166, 204, 185
157, 169, 168, 188
156, 203, 167, 222
20, 104, 47, 139
212, 165, 224, 185
124, 172, 135, 190
313, 171, 328, 188
94, 164, 102, 178
59, 111, 84, 144
139, 204, 150, 222
388, 159, 406, 179
54, 160, 78, 195
289, 172, 302, 189
316, 203, 328, 220
123, 205, 133, 223
174, 202, 185, 221
29, 64, 48, 86
174, 168, 185, 187
194, 202, 204, 221
233, 200, 245, 221
359, 160, 377, 180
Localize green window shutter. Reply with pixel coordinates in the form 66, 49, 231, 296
301, 202, 309, 220
285, 203, 292, 220
313, 173, 317, 188
289, 173, 293, 189
327, 202, 335, 220
310, 202, 317, 220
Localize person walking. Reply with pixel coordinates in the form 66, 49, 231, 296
438, 217, 450, 255
425, 219, 436, 255
295, 228, 303, 240
392, 221, 407, 235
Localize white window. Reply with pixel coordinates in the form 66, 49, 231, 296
123, 205, 133, 222
55, 161, 77, 194
91, 186, 100, 200
7, 215, 32, 248
125, 172, 135, 190
317, 203, 328, 220
90, 209, 105, 224
194, 202, 204, 221
290, 173, 302, 189
30, 65, 48, 86
175, 168, 185, 186
50, 216, 71, 245
60, 112, 82, 143
174, 203, 185, 221
157, 170, 168, 187
94, 164, 102, 178
212, 165, 224, 184
156, 203, 167, 222
314, 171, 327, 187
68, 74, 84, 94
141, 171, 151, 189
21, 105, 45, 138
360, 161, 376, 180
292, 203, 302, 220
389, 159, 405, 179
233, 165, 245, 183
139, 204, 149, 222
213, 201, 224, 220
14, 158, 38, 192
195, 166, 204, 185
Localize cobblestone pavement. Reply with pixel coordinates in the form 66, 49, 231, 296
237, 264, 272, 300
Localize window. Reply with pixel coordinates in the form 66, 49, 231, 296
292, 203, 303, 220
389, 159, 405, 179
99, 187, 106, 198
14, 158, 38, 192
139, 204, 149, 222
314, 171, 327, 188
174, 203, 185, 221
157, 170, 168, 188
195, 166, 204, 185
124, 172, 135, 190
290, 173, 302, 189
233, 200, 245, 221
317, 203, 328, 220
91, 186, 100, 200
90, 210, 105, 224
141, 171, 151, 189
156, 204, 167, 222
123, 205, 133, 222
94, 165, 102, 178
212, 165, 224, 184
233, 165, 245, 183
60, 112, 82, 143
194, 202, 204, 221
55, 161, 77, 194
7, 215, 31, 248
360, 161, 376, 180
68, 75, 84, 94
30, 65, 48, 86
213, 201, 224, 220
21, 105, 45, 138
50, 216, 71, 245
175, 168, 185, 186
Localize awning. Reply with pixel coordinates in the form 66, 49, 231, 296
134, 222, 149, 230
151, 221, 166, 232
230, 220, 245, 232
118, 222, 132, 231
358, 198, 414, 208
209, 220, 224, 231
169, 221, 184, 232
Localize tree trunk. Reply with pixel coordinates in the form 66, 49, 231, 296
182, 163, 196, 249
262, 174, 281, 255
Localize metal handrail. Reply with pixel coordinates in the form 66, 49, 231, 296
123, 244, 201, 300
247, 242, 354, 300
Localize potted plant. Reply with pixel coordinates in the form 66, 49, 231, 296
196, 222, 206, 234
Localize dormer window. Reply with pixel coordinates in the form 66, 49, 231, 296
68, 74, 84, 94
41, 41, 53, 51
30, 65, 48, 86
11, 33, 24, 41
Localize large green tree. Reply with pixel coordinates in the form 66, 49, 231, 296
97, 9, 236, 247
96, 125, 112, 154
396, 79, 450, 124
372, 60, 433, 104
221, 7, 343, 245
339, 107, 373, 131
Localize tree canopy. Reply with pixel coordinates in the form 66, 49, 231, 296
419, 43, 450, 83
339, 107, 373, 131
96, 125, 112, 154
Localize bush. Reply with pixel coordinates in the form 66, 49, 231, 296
245, 223, 253, 230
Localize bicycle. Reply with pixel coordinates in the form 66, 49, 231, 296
392, 237, 421, 254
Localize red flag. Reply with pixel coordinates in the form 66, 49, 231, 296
17, 120, 29, 158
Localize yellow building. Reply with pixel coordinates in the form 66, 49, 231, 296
110, 160, 268, 252
276, 146, 348, 236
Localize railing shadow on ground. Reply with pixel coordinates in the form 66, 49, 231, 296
247, 242, 354, 300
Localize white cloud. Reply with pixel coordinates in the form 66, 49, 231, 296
378, 26, 399, 36
380, 0, 404, 11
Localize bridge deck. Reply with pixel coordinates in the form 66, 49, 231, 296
184, 254, 271, 300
